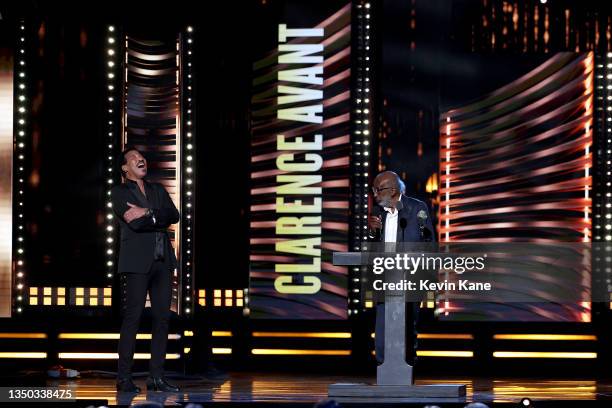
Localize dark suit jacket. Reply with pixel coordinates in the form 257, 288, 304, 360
378, 195, 435, 242
111, 179, 180, 274
373, 195, 435, 363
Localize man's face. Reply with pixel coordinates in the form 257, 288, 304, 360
122, 150, 147, 180
372, 175, 398, 208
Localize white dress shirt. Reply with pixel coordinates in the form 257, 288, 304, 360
383, 203, 399, 243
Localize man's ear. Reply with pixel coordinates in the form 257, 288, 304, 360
121, 164, 128, 176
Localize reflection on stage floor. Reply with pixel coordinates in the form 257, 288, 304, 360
44, 372, 612, 406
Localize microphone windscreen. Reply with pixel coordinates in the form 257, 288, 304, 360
417, 209, 428, 224
399, 217, 407, 229
372, 205, 382, 218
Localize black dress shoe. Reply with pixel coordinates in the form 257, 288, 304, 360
116, 378, 141, 393
146, 377, 180, 392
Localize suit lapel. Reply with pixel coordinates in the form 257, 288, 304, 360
144, 182, 158, 207
396, 195, 413, 242
126, 181, 150, 209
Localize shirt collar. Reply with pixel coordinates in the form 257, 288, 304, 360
125, 177, 145, 185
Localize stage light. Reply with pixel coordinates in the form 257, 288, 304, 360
251, 349, 350, 356
493, 351, 597, 358
0, 352, 46, 358
521, 397, 532, 406
417, 350, 473, 357
59, 352, 180, 360
494, 334, 596, 341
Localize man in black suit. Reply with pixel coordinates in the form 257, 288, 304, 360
112, 147, 180, 393
368, 171, 435, 368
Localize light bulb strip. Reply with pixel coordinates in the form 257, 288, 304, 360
14, 20, 27, 314
105, 25, 117, 281
182, 26, 194, 315
348, 2, 372, 316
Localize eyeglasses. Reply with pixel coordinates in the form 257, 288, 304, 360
371, 186, 394, 194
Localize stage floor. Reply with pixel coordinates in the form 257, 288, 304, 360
42, 372, 612, 407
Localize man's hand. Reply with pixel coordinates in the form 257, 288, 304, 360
368, 215, 382, 232
123, 202, 149, 223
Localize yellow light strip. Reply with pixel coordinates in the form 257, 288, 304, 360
58, 353, 180, 360
493, 334, 597, 341
58, 333, 180, 340
252, 332, 351, 339
418, 333, 474, 340
212, 348, 232, 354
251, 349, 351, 356
370, 332, 473, 340
212, 331, 232, 337
0, 333, 47, 339
0, 352, 47, 359
493, 351, 597, 359
417, 350, 473, 358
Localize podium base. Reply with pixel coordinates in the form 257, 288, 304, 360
328, 383, 466, 398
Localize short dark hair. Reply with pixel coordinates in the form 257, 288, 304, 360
119, 146, 144, 177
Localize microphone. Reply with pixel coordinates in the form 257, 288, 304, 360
369, 205, 383, 241
399, 217, 407, 241
417, 209, 431, 241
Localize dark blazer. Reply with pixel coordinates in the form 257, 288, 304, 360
378, 195, 435, 242
373, 194, 435, 364
111, 179, 180, 274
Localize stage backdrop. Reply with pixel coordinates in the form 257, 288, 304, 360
438, 52, 593, 322
248, 1, 351, 319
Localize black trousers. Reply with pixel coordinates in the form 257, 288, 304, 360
117, 260, 172, 379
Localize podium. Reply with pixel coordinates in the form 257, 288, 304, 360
327, 251, 466, 399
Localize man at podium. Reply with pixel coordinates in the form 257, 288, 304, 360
368, 171, 435, 367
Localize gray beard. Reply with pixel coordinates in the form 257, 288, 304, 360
378, 197, 394, 208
